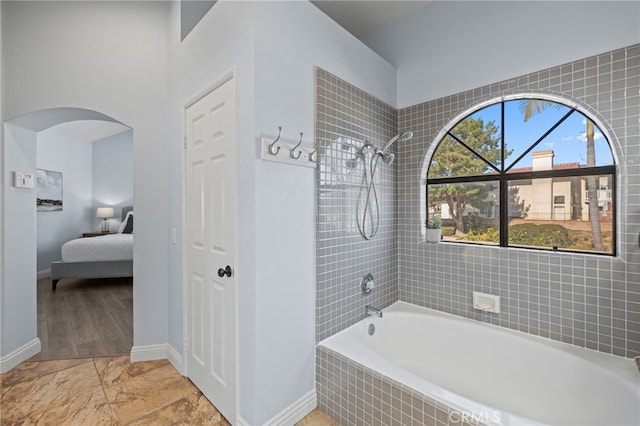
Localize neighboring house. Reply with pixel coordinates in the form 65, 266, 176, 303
440, 150, 613, 222
510, 151, 612, 221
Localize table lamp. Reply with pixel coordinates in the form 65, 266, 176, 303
96, 207, 115, 233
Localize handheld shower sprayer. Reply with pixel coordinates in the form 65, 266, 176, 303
357, 130, 413, 240
381, 130, 413, 153
379, 134, 400, 154
361, 130, 413, 165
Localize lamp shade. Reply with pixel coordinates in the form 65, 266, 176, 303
96, 207, 115, 219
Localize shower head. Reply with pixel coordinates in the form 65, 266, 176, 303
380, 130, 413, 154
382, 152, 395, 164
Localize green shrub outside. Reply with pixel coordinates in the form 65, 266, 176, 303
465, 228, 499, 242
463, 213, 487, 233
462, 223, 573, 248
442, 226, 455, 237
509, 223, 573, 247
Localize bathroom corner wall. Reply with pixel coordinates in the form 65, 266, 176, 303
316, 68, 398, 342
397, 44, 640, 358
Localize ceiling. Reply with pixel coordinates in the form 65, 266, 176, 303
311, 0, 431, 39
8, 107, 131, 143
51, 120, 131, 143
32, 1, 427, 143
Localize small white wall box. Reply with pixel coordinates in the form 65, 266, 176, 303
473, 291, 501, 314
13, 172, 34, 188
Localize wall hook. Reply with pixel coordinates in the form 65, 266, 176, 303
290, 132, 303, 159
309, 138, 319, 162
260, 129, 315, 168
268, 126, 282, 155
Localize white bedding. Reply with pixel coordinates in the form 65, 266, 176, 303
61, 234, 133, 262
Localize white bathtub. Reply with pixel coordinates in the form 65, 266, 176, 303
319, 301, 640, 426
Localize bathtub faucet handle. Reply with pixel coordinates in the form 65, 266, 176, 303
365, 305, 383, 318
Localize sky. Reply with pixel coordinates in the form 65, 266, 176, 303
464, 100, 613, 170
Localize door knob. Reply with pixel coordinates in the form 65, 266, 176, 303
218, 265, 232, 278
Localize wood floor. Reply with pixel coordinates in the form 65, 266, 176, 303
12, 279, 339, 425
32, 276, 133, 361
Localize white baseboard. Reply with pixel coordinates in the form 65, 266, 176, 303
130, 345, 315, 426
237, 390, 316, 426
167, 344, 185, 375
37, 269, 51, 279
130, 344, 169, 363
130, 343, 185, 376
236, 417, 249, 426
0, 338, 41, 373
265, 389, 317, 426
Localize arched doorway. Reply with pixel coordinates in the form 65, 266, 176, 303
1, 107, 133, 369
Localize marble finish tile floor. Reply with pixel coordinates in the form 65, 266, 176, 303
0, 356, 337, 425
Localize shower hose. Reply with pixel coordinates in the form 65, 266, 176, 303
356, 151, 382, 240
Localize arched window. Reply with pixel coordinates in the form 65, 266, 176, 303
427, 98, 616, 255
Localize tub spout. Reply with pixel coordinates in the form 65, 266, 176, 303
365, 305, 383, 318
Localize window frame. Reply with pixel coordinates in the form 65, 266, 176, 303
426, 98, 617, 256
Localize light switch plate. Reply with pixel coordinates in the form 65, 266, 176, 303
13, 172, 34, 188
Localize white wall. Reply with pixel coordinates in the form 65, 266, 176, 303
2, 1, 170, 357
36, 127, 93, 272
92, 130, 134, 231
2, 123, 37, 356
167, 1, 396, 423
0, 0, 4, 359
363, 0, 640, 107
251, 2, 396, 424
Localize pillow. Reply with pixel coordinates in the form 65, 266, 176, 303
118, 211, 134, 234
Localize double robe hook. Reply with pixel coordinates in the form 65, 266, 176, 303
263, 126, 316, 166
290, 132, 303, 159
268, 126, 282, 155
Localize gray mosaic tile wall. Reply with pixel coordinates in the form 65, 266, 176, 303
397, 44, 640, 358
317, 346, 483, 426
315, 68, 398, 342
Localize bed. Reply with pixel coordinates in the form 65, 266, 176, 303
51, 206, 133, 290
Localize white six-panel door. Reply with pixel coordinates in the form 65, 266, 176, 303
185, 76, 236, 422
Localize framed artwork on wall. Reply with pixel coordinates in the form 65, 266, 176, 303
36, 169, 63, 212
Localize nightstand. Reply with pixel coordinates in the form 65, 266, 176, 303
82, 232, 115, 238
